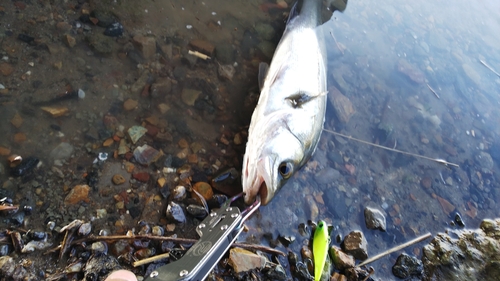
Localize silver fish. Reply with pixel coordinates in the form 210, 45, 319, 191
242, 0, 347, 205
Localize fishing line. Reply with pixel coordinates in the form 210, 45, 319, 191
323, 129, 459, 168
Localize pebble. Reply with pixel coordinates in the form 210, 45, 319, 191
341, 231, 368, 260
133, 172, 150, 182
217, 64, 235, 81
123, 99, 138, 111
228, 248, 267, 273
41, 106, 69, 117
127, 126, 147, 144
64, 184, 90, 205
14, 132, 27, 142
151, 78, 172, 98
475, 151, 494, 170
181, 88, 201, 106
158, 103, 170, 114
65, 35, 76, 48
132, 35, 156, 60
10, 113, 23, 128
165, 202, 186, 223
392, 253, 423, 279
103, 138, 114, 147
0, 63, 14, 76
133, 144, 161, 165
192, 182, 213, 201
56, 22, 72, 31
364, 206, 387, 231
315, 167, 341, 185
330, 245, 355, 271
104, 22, 124, 37
49, 142, 74, 161
112, 174, 126, 185
420, 176, 432, 189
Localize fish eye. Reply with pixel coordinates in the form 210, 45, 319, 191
278, 162, 293, 179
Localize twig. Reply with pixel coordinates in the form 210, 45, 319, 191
480, 59, 500, 78
356, 232, 432, 267
133, 252, 170, 267
188, 50, 211, 60
329, 31, 344, 55
426, 84, 440, 99
323, 129, 459, 168
46, 234, 286, 257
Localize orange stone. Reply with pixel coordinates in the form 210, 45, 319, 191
178, 138, 189, 149
64, 184, 90, 205
14, 133, 27, 143
103, 138, 114, 147
0, 146, 10, 156
436, 196, 455, 216
192, 182, 213, 201
187, 154, 198, 164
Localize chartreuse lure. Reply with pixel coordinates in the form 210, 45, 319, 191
313, 220, 330, 281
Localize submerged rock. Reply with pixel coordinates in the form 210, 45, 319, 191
364, 206, 387, 231
341, 231, 368, 260
392, 253, 423, 279
422, 218, 500, 281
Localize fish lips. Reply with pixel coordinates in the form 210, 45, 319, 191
244, 154, 277, 206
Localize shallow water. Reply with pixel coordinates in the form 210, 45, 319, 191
0, 0, 499, 280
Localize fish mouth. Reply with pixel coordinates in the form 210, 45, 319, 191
258, 180, 268, 205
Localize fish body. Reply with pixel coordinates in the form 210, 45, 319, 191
313, 220, 330, 281
242, 0, 346, 205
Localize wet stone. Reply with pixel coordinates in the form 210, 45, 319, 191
342, 231, 368, 260
127, 125, 147, 144
228, 248, 267, 273
123, 99, 138, 111
86, 33, 115, 55
64, 184, 90, 205
133, 144, 162, 165
364, 206, 387, 231
186, 204, 207, 218
112, 174, 125, 185
181, 88, 201, 106
133, 35, 156, 60
192, 182, 213, 201
330, 245, 355, 271
475, 151, 494, 170
392, 253, 423, 279
315, 167, 341, 185
328, 86, 355, 123
165, 202, 186, 223
0, 63, 14, 76
49, 142, 74, 161
133, 172, 150, 182
104, 22, 124, 37
189, 39, 215, 57
254, 23, 275, 41
218, 64, 235, 81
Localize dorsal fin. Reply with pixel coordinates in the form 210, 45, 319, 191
258, 62, 269, 91
285, 91, 327, 108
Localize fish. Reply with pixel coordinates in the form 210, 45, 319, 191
313, 220, 330, 281
242, 0, 347, 205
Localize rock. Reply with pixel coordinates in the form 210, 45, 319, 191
127, 126, 147, 144
420, 176, 432, 189
214, 43, 235, 64
330, 245, 355, 271
397, 59, 425, 84
65, 34, 76, 48
103, 138, 114, 147
49, 142, 74, 161
341, 231, 368, 260
186, 204, 208, 218
328, 86, 355, 123
257, 41, 275, 59
56, 22, 72, 31
41, 106, 69, 117
133, 144, 162, 165
228, 248, 267, 273
315, 167, 341, 185
171, 185, 187, 201
254, 23, 275, 41
123, 99, 138, 111
0, 146, 10, 156
133, 172, 150, 182
181, 88, 201, 106
192, 182, 213, 202
131, 71, 149, 94
65, 184, 90, 205
165, 202, 186, 223
422, 219, 500, 280
104, 22, 124, 37
112, 174, 126, 185
132, 35, 156, 60
151, 78, 172, 98
364, 206, 386, 231
475, 151, 494, 170
13, 133, 26, 143
158, 103, 170, 114
189, 39, 215, 57
218, 64, 235, 81
392, 253, 423, 279
10, 113, 23, 128
86, 33, 115, 55
0, 63, 14, 76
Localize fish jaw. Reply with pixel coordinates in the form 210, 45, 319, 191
243, 154, 276, 205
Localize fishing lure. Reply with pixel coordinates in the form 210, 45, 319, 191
313, 220, 330, 281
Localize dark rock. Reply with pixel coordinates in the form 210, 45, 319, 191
392, 253, 423, 279
91, 10, 117, 28
18, 34, 34, 44
330, 245, 355, 270
423, 218, 500, 281
10, 212, 24, 225
341, 231, 368, 260
364, 206, 387, 231
186, 204, 207, 219
11, 157, 39, 177
0, 244, 10, 256
104, 22, 123, 37
166, 202, 186, 223
315, 167, 341, 185
207, 194, 227, 209
454, 212, 465, 227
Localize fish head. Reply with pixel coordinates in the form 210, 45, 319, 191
242, 123, 304, 205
